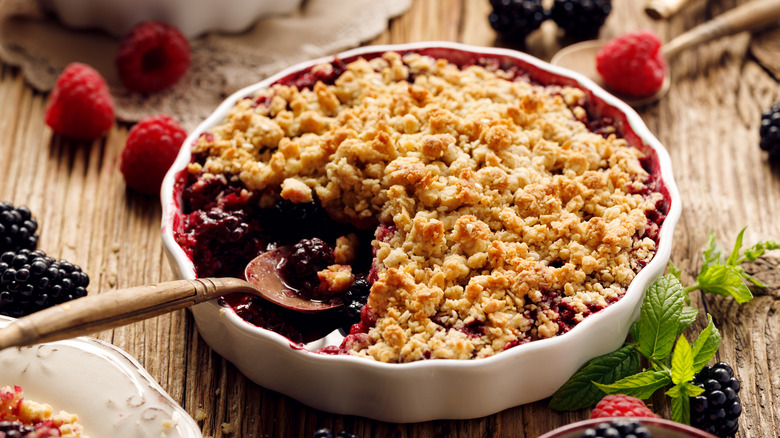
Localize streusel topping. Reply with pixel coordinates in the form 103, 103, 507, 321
189, 52, 662, 362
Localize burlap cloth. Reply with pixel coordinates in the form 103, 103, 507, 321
0, 0, 411, 130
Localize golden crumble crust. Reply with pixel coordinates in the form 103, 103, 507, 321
190, 52, 662, 362
0, 385, 86, 437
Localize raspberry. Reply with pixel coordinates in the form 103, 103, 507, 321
595, 30, 668, 97
551, 0, 612, 39
0, 203, 38, 253
690, 362, 742, 437
488, 0, 549, 42
44, 63, 114, 140
590, 394, 658, 419
581, 419, 652, 438
759, 102, 780, 160
116, 21, 191, 93
120, 114, 187, 196
0, 249, 89, 318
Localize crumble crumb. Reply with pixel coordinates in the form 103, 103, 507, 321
188, 51, 663, 363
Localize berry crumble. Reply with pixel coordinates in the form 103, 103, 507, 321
174, 51, 668, 363
0, 386, 86, 437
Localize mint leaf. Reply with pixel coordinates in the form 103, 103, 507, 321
678, 307, 698, 337
671, 336, 694, 384
701, 231, 723, 273
697, 264, 753, 304
549, 344, 640, 411
638, 275, 685, 360
725, 227, 746, 266
744, 240, 780, 262
630, 320, 640, 343
691, 314, 721, 372
595, 369, 671, 399
667, 382, 704, 424
668, 260, 682, 279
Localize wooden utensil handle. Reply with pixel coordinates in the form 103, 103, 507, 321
0, 277, 255, 350
645, 0, 691, 19
662, 0, 780, 59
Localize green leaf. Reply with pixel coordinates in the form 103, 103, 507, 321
744, 240, 780, 262
671, 336, 694, 385
697, 264, 753, 304
701, 231, 723, 273
630, 320, 640, 343
549, 344, 641, 411
691, 315, 721, 372
668, 260, 682, 279
678, 307, 698, 337
637, 275, 685, 360
667, 382, 704, 424
595, 369, 672, 400
725, 227, 747, 266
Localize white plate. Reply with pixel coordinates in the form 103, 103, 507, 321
0, 316, 201, 437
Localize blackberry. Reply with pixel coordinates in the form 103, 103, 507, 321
551, 0, 612, 39
488, 0, 549, 42
580, 419, 652, 438
759, 102, 780, 159
690, 362, 742, 437
280, 238, 335, 294
340, 277, 371, 329
0, 249, 89, 318
0, 420, 36, 438
313, 428, 361, 438
0, 203, 39, 253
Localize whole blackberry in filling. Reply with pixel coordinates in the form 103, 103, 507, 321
551, 0, 612, 39
488, 0, 549, 42
0, 249, 89, 317
0, 203, 38, 253
280, 238, 335, 295
690, 362, 742, 437
759, 102, 780, 159
581, 419, 652, 438
340, 277, 371, 331
0, 421, 37, 438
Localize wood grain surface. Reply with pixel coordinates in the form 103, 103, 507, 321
1, 0, 779, 437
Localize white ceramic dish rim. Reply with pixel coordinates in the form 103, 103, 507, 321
0, 316, 201, 437
160, 41, 682, 422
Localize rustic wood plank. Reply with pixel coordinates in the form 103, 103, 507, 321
0, 0, 778, 437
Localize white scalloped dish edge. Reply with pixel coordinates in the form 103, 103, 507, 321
0, 316, 201, 437
160, 42, 682, 423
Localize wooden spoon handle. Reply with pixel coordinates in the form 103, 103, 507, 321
645, 0, 692, 19
662, 0, 780, 59
0, 277, 256, 350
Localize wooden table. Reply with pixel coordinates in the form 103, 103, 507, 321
1, 0, 779, 436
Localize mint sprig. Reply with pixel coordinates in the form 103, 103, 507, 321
684, 227, 780, 303
549, 229, 778, 424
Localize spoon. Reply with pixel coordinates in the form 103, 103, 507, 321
550, 0, 780, 106
0, 246, 342, 350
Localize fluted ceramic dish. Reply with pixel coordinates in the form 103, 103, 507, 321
160, 41, 682, 423
38, 0, 303, 39
0, 316, 201, 437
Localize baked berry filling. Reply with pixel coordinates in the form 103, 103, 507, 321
174, 50, 669, 362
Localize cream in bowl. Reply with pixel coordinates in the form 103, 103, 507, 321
161, 42, 681, 422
